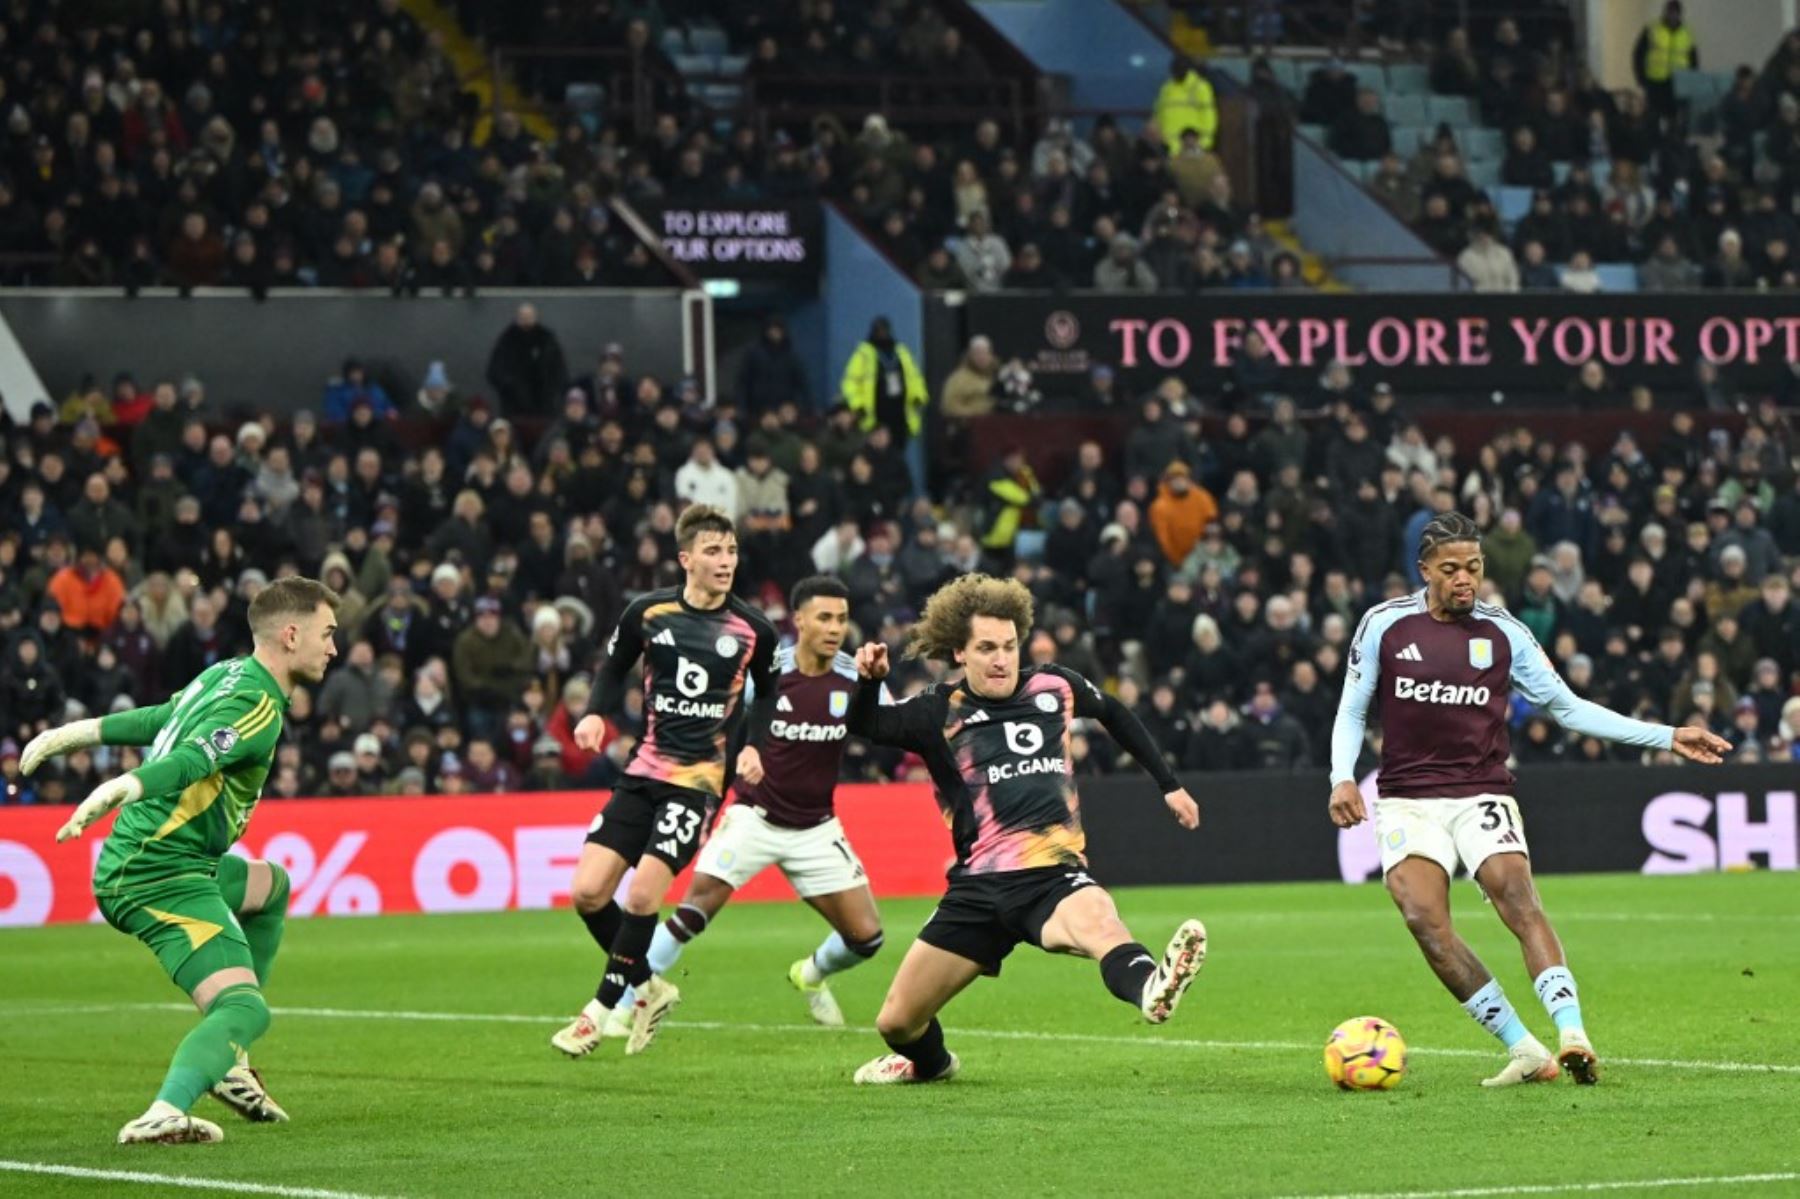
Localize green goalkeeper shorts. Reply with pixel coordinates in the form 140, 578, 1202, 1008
97, 871, 255, 995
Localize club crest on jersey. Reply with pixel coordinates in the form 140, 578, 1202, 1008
715, 634, 739, 658
211, 727, 239, 754
829, 691, 849, 718
1469, 638, 1494, 670
1035, 692, 1060, 713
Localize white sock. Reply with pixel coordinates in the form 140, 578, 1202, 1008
582, 998, 606, 1022
646, 923, 684, 976
1461, 978, 1532, 1050
146, 1099, 184, 1120
809, 931, 865, 981
1533, 965, 1585, 1034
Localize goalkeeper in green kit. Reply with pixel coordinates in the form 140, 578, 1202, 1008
22, 577, 340, 1145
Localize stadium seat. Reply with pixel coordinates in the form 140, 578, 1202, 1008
1271, 58, 1304, 92
1594, 264, 1639, 292
1299, 123, 1329, 146
1427, 95, 1475, 126
1552, 161, 1571, 185
1491, 186, 1533, 228
673, 53, 716, 77
1671, 69, 1713, 103
1392, 124, 1433, 153
565, 82, 604, 113
1014, 529, 1048, 563
688, 26, 729, 57
659, 28, 686, 55
716, 54, 749, 77
1208, 56, 1253, 84
1387, 63, 1429, 95
1346, 62, 1386, 94
1461, 127, 1505, 163
1465, 158, 1501, 189
1589, 159, 1613, 190
695, 83, 743, 109
1384, 95, 1428, 126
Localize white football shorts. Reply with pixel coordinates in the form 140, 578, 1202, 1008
695, 804, 868, 897
1373, 794, 1530, 881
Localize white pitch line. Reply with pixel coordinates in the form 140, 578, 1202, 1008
0, 1160, 400, 1199
4, 1001, 1798, 1076
1279, 1171, 1800, 1199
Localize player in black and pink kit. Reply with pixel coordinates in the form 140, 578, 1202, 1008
551, 505, 780, 1060
845, 573, 1208, 1086
615, 576, 889, 1032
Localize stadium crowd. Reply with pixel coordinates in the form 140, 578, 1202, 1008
3, 300, 1800, 804
0, 0, 1289, 295
1321, 8, 1800, 289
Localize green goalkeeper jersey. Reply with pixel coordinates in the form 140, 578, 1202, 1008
93, 655, 289, 896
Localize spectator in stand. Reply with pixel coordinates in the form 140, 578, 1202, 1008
1706, 230, 1756, 289
840, 316, 928, 493
1560, 248, 1603, 293
735, 315, 811, 418
1300, 57, 1358, 128
1458, 221, 1520, 292
1431, 28, 1482, 97
485, 303, 569, 416
1153, 56, 1218, 153
1641, 232, 1702, 290
953, 209, 1013, 292
1329, 89, 1392, 162
1633, 0, 1699, 132
1501, 126, 1555, 189
1148, 461, 1219, 570
1094, 232, 1159, 292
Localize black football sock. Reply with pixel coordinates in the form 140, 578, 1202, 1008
885, 1017, 954, 1079
595, 912, 659, 1009
1100, 942, 1159, 1006
580, 901, 623, 954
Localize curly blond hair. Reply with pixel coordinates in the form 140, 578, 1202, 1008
906, 573, 1035, 662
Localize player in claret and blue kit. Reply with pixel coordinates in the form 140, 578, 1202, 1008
845, 574, 1207, 1085
1327, 512, 1729, 1087
615, 575, 890, 1031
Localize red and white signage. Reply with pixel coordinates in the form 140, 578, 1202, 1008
0, 786, 954, 928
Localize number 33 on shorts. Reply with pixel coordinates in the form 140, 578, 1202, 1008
656, 805, 704, 845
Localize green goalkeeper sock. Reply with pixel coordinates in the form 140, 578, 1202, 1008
154, 985, 271, 1112
241, 865, 290, 987
218, 859, 290, 987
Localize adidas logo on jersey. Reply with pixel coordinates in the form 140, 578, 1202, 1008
1395, 643, 1423, 662
964, 709, 991, 724
777, 696, 794, 712
653, 629, 677, 647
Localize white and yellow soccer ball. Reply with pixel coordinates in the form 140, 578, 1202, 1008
1323, 1016, 1408, 1090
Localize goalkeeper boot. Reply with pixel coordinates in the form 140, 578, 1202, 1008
210, 1052, 289, 1122
118, 1101, 223, 1145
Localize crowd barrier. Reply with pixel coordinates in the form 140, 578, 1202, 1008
1, 766, 1791, 927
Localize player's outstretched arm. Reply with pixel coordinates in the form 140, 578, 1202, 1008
847, 643, 930, 750
1327, 611, 1384, 827
21, 718, 103, 776
55, 773, 144, 843
1503, 618, 1718, 757
1053, 665, 1198, 830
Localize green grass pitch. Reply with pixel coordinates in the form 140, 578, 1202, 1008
2, 872, 1797, 1198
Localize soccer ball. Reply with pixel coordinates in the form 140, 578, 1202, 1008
1323, 1016, 1407, 1090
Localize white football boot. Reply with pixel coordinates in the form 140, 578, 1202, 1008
1557, 1027, 1601, 1085
852, 1052, 961, 1085
789, 958, 846, 1027
210, 1053, 289, 1122
551, 1004, 606, 1058
118, 1101, 224, 1145
1140, 919, 1208, 1024
1481, 1036, 1562, 1087
624, 976, 681, 1056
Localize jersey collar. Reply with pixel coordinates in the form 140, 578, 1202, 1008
243, 655, 292, 710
